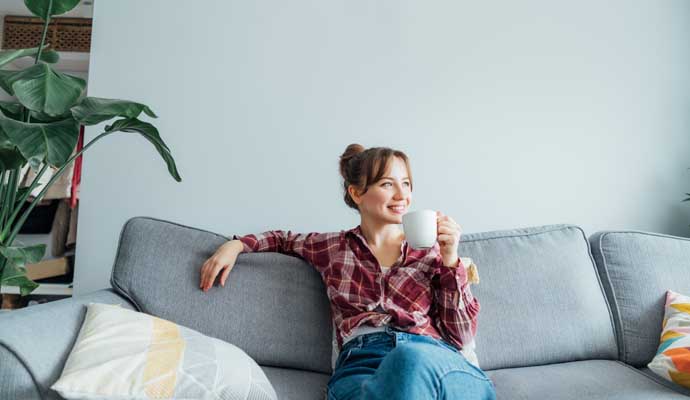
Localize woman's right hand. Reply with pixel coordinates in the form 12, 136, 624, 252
199, 240, 244, 292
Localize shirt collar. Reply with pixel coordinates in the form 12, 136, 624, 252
346, 225, 407, 254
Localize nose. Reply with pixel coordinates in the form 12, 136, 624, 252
393, 184, 407, 199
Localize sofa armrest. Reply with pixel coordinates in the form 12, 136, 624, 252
0, 288, 135, 400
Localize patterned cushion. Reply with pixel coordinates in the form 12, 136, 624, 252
51, 303, 277, 400
648, 290, 690, 388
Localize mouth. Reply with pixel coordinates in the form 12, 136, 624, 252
387, 205, 406, 214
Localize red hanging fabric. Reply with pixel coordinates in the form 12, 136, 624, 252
70, 125, 84, 209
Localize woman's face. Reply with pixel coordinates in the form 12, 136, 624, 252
350, 157, 412, 225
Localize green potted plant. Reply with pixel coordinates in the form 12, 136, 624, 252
0, 0, 181, 298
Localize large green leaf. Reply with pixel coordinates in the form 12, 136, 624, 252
0, 147, 26, 170
0, 66, 84, 113
0, 244, 45, 296
0, 69, 22, 96
0, 100, 72, 123
0, 244, 46, 265
24, 0, 81, 19
0, 123, 26, 170
2, 64, 86, 116
0, 101, 23, 120
0, 47, 59, 68
0, 116, 79, 168
72, 97, 158, 125
105, 118, 181, 182
1, 264, 39, 296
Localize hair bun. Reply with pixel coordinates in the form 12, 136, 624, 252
339, 143, 365, 177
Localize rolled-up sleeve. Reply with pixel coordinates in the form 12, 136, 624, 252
232, 230, 339, 271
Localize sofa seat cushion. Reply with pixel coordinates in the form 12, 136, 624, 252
639, 367, 690, 397
261, 366, 330, 400
486, 360, 690, 399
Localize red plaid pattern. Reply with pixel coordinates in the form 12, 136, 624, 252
233, 225, 479, 351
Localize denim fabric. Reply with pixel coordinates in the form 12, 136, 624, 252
327, 327, 496, 400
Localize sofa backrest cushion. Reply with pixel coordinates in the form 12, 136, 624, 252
462, 224, 617, 370
110, 217, 333, 374
589, 230, 690, 367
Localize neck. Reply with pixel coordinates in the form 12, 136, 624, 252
359, 218, 404, 248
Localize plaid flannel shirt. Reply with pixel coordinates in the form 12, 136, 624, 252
233, 225, 480, 351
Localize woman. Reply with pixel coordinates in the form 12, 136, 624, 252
199, 144, 497, 400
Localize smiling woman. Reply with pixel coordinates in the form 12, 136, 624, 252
199, 143, 496, 400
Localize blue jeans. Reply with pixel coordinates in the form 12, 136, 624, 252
327, 327, 497, 400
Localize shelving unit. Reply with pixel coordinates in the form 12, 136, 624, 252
0, 2, 92, 309
0, 233, 74, 297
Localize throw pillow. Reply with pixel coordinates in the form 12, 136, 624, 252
51, 303, 277, 400
648, 290, 690, 388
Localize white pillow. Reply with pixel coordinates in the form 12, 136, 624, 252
51, 303, 277, 400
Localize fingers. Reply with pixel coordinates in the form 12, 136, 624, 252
201, 261, 214, 290
219, 266, 232, 287
438, 219, 461, 232
200, 258, 228, 292
199, 261, 209, 289
436, 211, 454, 224
437, 233, 457, 245
436, 212, 462, 246
200, 243, 241, 292
206, 264, 223, 291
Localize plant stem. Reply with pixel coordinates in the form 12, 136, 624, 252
34, 0, 52, 65
6, 132, 111, 245
1, 169, 18, 234
0, 170, 7, 227
0, 253, 6, 291
0, 163, 50, 242
6, 169, 19, 224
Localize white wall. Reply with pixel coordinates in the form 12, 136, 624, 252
75, 0, 690, 294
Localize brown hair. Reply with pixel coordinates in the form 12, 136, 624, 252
339, 144, 413, 211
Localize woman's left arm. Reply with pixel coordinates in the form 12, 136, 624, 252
431, 211, 481, 350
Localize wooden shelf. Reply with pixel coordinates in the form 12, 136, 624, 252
1, 282, 72, 296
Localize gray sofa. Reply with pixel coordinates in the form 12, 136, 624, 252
2, 216, 690, 400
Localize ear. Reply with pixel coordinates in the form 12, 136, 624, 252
348, 185, 362, 205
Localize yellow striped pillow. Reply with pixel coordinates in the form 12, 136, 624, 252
51, 303, 277, 400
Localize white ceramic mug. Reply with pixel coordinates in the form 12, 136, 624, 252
402, 209, 437, 249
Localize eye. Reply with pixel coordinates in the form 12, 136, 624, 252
403, 181, 411, 187
382, 182, 392, 187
